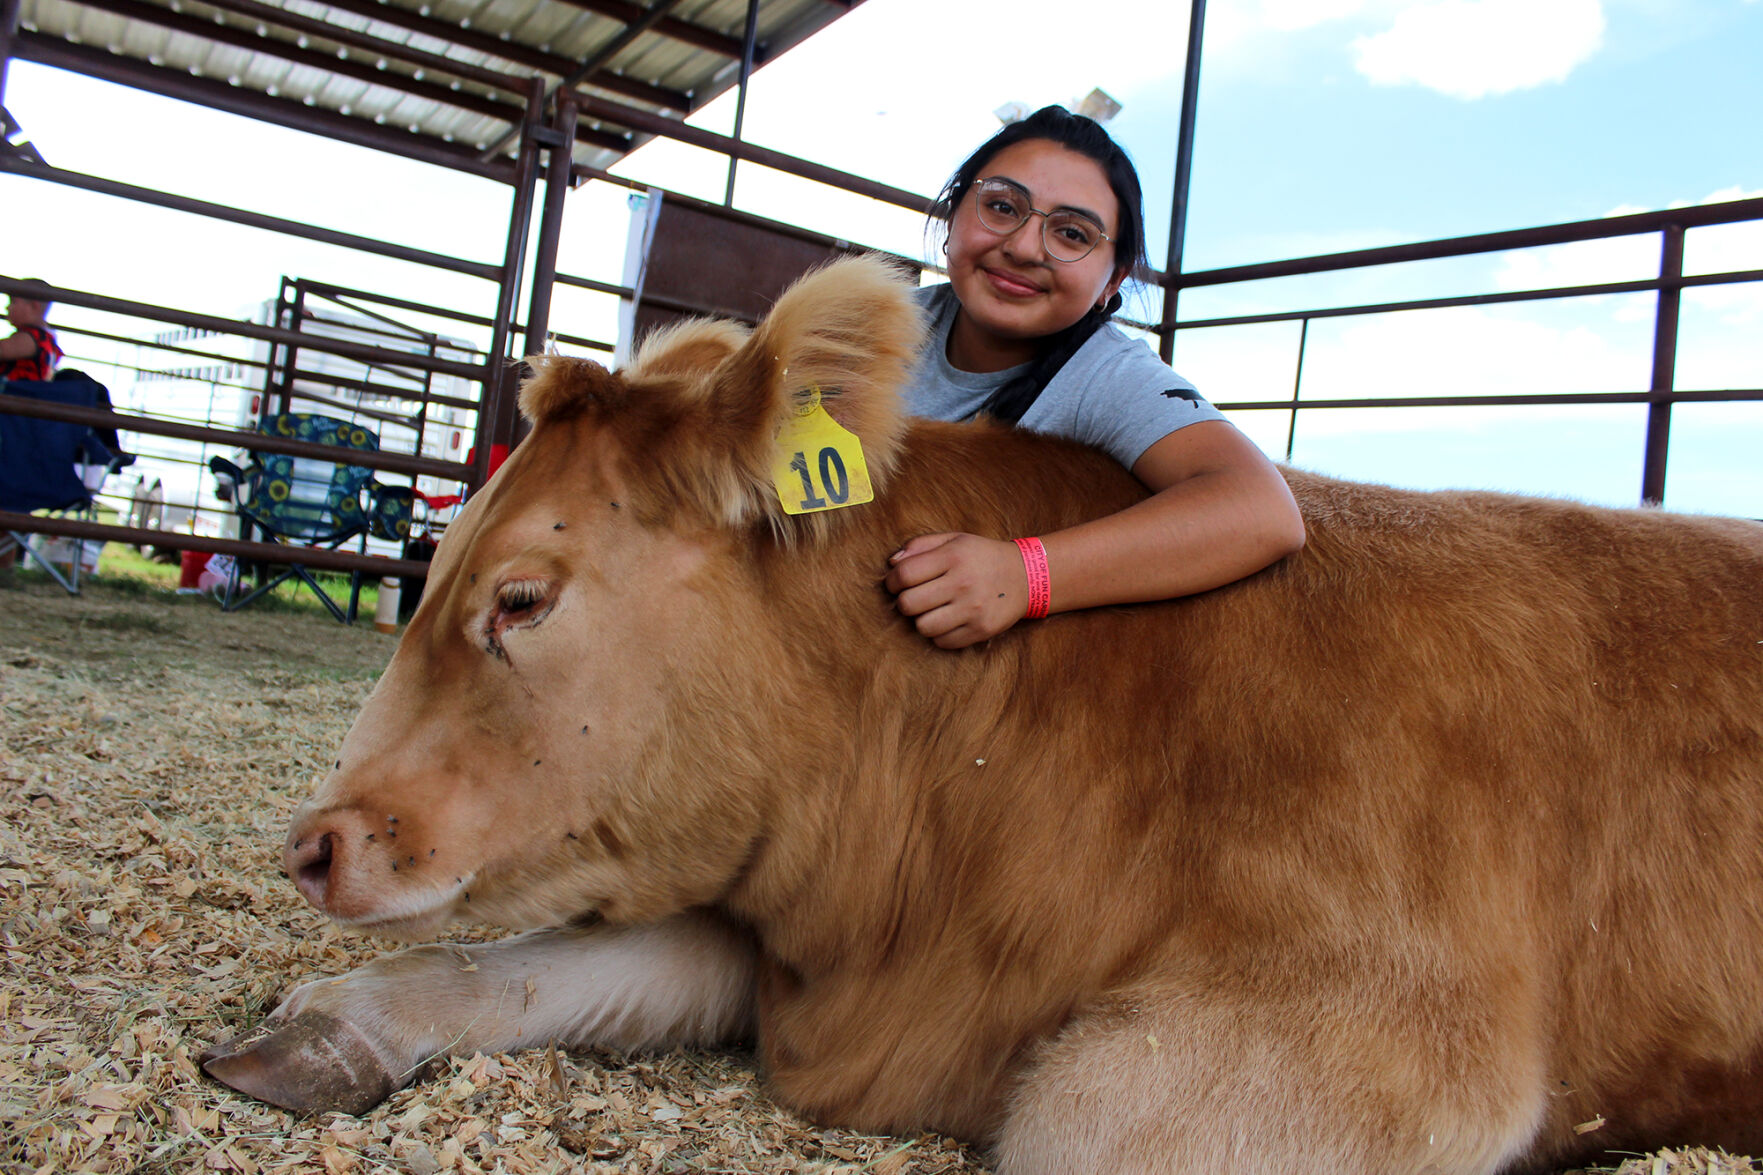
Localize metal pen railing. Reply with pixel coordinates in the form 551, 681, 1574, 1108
1156, 196, 1763, 506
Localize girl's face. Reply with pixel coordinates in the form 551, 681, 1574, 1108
944, 138, 1128, 371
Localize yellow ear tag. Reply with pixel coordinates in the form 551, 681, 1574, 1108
771, 387, 874, 515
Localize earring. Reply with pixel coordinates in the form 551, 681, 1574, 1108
942, 241, 949, 255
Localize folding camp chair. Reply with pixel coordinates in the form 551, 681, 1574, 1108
0, 374, 122, 594
209, 413, 414, 623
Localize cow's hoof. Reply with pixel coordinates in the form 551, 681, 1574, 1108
201, 1010, 401, 1117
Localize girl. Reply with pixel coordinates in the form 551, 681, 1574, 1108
0, 281, 63, 383
886, 106, 1305, 649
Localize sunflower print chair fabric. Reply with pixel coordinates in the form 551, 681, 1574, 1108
239, 414, 380, 542
207, 413, 413, 623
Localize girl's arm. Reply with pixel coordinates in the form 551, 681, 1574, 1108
0, 331, 39, 360
885, 420, 1305, 649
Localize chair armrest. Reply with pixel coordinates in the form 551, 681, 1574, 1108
209, 455, 246, 484
209, 455, 251, 504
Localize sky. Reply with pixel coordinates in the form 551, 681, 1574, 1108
3, 0, 1760, 515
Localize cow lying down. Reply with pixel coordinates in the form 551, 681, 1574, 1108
203, 256, 1763, 1174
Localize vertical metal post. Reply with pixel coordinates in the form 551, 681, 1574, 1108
260, 277, 288, 422
1285, 317, 1309, 462
724, 0, 760, 207
1159, 0, 1207, 365
274, 278, 301, 416
474, 75, 545, 490
414, 337, 436, 460
1640, 223, 1684, 506
523, 96, 578, 360
0, 0, 21, 113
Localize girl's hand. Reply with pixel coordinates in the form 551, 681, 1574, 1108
885, 532, 1030, 649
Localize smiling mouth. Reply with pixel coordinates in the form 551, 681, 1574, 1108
983, 268, 1044, 297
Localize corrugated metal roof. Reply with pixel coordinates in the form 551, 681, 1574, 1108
13, 0, 857, 176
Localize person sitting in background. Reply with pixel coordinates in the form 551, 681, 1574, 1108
1, 280, 63, 382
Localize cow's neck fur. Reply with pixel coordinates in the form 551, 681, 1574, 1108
676, 417, 1202, 1137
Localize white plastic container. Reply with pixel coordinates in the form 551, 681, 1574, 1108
373, 577, 402, 635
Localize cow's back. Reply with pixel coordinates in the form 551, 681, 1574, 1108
744, 437, 1763, 1164
1145, 471, 1763, 1167
1265, 476, 1763, 1167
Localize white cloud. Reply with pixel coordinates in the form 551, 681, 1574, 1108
1257, 0, 1372, 32
1494, 235, 1654, 292
1351, 0, 1607, 99
1487, 188, 1763, 327
1296, 305, 1645, 421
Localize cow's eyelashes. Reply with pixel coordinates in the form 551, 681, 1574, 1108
497, 578, 546, 611
490, 579, 554, 632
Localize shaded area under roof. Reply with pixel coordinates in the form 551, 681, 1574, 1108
11, 0, 859, 180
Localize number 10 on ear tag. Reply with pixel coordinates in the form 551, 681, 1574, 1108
771, 388, 873, 515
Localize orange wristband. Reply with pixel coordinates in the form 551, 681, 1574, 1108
1013, 536, 1051, 619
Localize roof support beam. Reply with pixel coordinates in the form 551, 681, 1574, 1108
548, 0, 751, 60
70, 0, 630, 153
18, 32, 519, 179
304, 0, 690, 112
571, 90, 933, 214
194, 0, 522, 94
74, 0, 510, 125
475, 0, 684, 161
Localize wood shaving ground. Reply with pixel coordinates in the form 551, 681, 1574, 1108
0, 574, 1754, 1175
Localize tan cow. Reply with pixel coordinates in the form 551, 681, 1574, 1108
204, 256, 1763, 1174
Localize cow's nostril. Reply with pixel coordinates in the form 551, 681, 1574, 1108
288, 831, 335, 908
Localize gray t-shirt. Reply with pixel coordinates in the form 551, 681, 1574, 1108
903, 284, 1224, 469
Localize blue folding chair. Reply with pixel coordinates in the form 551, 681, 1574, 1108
209, 413, 413, 623
0, 374, 122, 594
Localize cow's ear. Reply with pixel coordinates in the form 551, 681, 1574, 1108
710, 254, 926, 531
519, 355, 622, 424
624, 317, 750, 385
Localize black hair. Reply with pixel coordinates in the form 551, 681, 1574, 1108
931, 106, 1149, 424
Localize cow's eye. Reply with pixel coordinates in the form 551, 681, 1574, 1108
491, 578, 553, 631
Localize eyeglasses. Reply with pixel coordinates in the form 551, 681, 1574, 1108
970, 177, 1113, 263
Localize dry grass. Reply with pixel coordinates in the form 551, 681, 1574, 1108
0, 567, 1754, 1175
